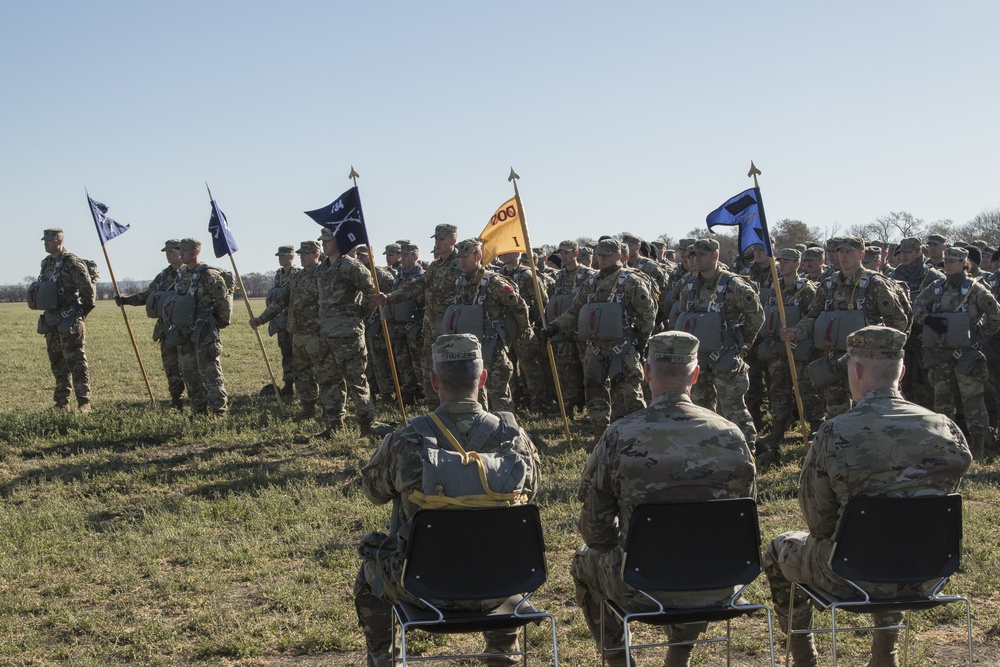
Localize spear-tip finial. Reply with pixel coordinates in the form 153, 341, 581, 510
349, 166, 360, 182
747, 161, 761, 178
508, 168, 519, 182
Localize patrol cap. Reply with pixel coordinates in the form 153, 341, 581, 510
578, 246, 594, 260
776, 248, 801, 261
824, 237, 841, 251
557, 239, 578, 251
647, 331, 699, 364
42, 228, 64, 241
802, 247, 825, 260
275, 245, 295, 256
595, 238, 621, 256
870, 239, 887, 249
967, 246, 982, 265
383, 243, 401, 254
843, 325, 906, 360
794, 243, 807, 253
944, 246, 969, 261
355, 245, 370, 256
297, 240, 321, 254
863, 246, 882, 261
455, 238, 482, 256
677, 238, 695, 250
395, 239, 411, 245
688, 238, 720, 255
835, 236, 865, 251
431, 224, 458, 239
399, 242, 418, 254
620, 232, 641, 244
161, 238, 182, 252
317, 227, 336, 241
747, 241, 766, 251
898, 237, 921, 252
926, 233, 947, 244
650, 240, 665, 252
432, 333, 482, 362
179, 238, 201, 251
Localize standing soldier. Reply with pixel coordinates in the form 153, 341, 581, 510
914, 246, 1000, 457
250, 240, 322, 420
171, 238, 232, 416
674, 239, 764, 448
443, 239, 532, 412
117, 239, 193, 409
386, 242, 425, 406
548, 240, 596, 415
541, 238, 656, 429
374, 224, 463, 410
315, 228, 377, 438
925, 233, 947, 268
267, 245, 298, 397
623, 233, 667, 332
800, 246, 825, 281
741, 242, 774, 433
382, 243, 401, 274
30, 228, 95, 412
780, 236, 909, 420
359, 246, 396, 402
497, 251, 552, 412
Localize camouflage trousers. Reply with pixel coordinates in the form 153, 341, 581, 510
765, 354, 824, 425
292, 333, 319, 403
552, 338, 586, 411
354, 534, 517, 667
929, 360, 990, 449
44, 320, 90, 406
310, 334, 375, 427
818, 356, 853, 420
582, 342, 645, 426
692, 359, 757, 448
275, 329, 294, 387
571, 546, 710, 664
745, 348, 766, 429
763, 531, 903, 635
510, 333, 548, 410
177, 335, 227, 414
366, 331, 394, 396
390, 326, 423, 400
901, 341, 934, 409
483, 348, 515, 413
419, 327, 442, 410
159, 338, 187, 402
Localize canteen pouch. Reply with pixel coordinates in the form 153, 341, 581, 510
813, 309, 867, 351
162, 294, 196, 327
577, 302, 624, 342
922, 312, 971, 350
675, 311, 723, 352
28, 281, 59, 311
442, 303, 485, 337
145, 290, 171, 319
807, 354, 845, 389
388, 300, 418, 324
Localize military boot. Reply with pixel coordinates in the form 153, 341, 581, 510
313, 422, 343, 439
788, 634, 819, 667
359, 417, 375, 440
663, 643, 694, 667
170, 395, 185, 410
866, 629, 900, 667
299, 401, 316, 420
77, 399, 92, 414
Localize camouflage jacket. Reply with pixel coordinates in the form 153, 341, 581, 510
361, 398, 540, 528
550, 264, 656, 347
38, 251, 95, 314
364, 265, 396, 338
258, 263, 320, 335
913, 274, 1000, 338
676, 267, 764, 349
123, 264, 179, 306
793, 268, 909, 344
890, 261, 944, 301
316, 254, 376, 338
500, 264, 550, 325
630, 256, 668, 303
552, 264, 597, 296
761, 276, 818, 341
387, 249, 462, 337
273, 266, 297, 289
742, 260, 775, 291
800, 387, 972, 541
174, 262, 229, 322
452, 266, 532, 342
578, 391, 755, 551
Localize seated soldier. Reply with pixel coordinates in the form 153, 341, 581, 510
353, 334, 541, 667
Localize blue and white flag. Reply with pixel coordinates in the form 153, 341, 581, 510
88, 194, 130, 245
706, 187, 772, 257
208, 199, 239, 258
304, 186, 369, 255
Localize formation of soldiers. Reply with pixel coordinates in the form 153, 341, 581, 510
31, 224, 1000, 459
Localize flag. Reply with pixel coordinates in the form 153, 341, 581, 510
304, 186, 369, 255
88, 194, 130, 245
208, 199, 238, 258
706, 187, 772, 257
479, 197, 527, 265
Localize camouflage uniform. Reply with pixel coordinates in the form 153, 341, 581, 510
363, 264, 397, 397
267, 261, 298, 392
913, 263, 1000, 455
572, 331, 755, 667
549, 261, 597, 412
499, 262, 551, 410
386, 258, 425, 404
890, 249, 944, 408
173, 260, 231, 414
763, 328, 972, 660
316, 252, 377, 428
741, 259, 775, 430
35, 239, 95, 408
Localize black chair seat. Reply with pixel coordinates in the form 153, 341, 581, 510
797, 584, 962, 616
605, 598, 766, 626
396, 595, 545, 634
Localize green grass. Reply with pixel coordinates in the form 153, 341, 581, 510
1, 301, 998, 665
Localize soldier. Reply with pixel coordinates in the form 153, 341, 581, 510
250, 240, 322, 419
741, 242, 775, 433
571, 331, 755, 667
32, 228, 95, 412
578, 244, 594, 269
754, 249, 820, 465
673, 239, 764, 448
820, 238, 841, 281
763, 326, 973, 667
360, 247, 397, 401
374, 224, 463, 410
172, 238, 232, 416
315, 228, 378, 437
914, 246, 1000, 456
541, 238, 656, 428
117, 239, 194, 409
353, 334, 540, 667
443, 239, 532, 412
861, 245, 883, 272
547, 240, 596, 414
382, 243, 401, 273
780, 236, 909, 419
267, 245, 298, 397
386, 242, 425, 406
925, 233, 947, 268
800, 246, 825, 281
497, 251, 552, 412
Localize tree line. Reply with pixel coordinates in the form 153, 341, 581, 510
0, 272, 275, 303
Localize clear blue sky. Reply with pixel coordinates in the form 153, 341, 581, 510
2, 1, 998, 284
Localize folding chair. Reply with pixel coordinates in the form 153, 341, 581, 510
390, 504, 559, 665
788, 494, 972, 666
601, 498, 775, 667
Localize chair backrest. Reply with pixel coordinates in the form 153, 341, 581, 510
401, 504, 547, 601
622, 498, 761, 593
830, 494, 962, 584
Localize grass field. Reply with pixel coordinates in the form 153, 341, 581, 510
2, 300, 999, 666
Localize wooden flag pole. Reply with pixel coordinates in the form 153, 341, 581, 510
509, 168, 572, 441
349, 167, 408, 423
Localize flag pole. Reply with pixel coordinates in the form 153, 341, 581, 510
509, 168, 572, 441
205, 183, 285, 411
749, 163, 809, 445
350, 167, 408, 423
86, 189, 155, 405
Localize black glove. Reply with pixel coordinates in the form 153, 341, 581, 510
115, 295, 125, 307
924, 315, 948, 335
539, 322, 559, 343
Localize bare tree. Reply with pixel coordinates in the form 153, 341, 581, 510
771, 219, 821, 248
655, 232, 675, 248
953, 207, 1000, 245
